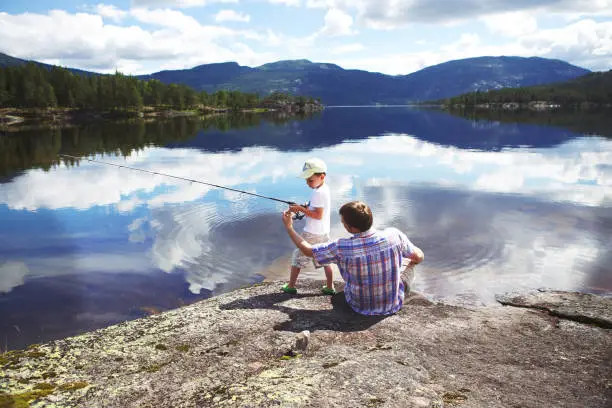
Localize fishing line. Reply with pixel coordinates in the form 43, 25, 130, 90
58, 154, 305, 218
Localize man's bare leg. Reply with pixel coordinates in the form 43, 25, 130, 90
400, 263, 430, 304
401, 262, 416, 295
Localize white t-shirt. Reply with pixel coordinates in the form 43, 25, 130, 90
304, 183, 331, 235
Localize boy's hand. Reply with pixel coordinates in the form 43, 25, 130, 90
289, 204, 306, 214
282, 209, 294, 229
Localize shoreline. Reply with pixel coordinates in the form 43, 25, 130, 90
0, 104, 325, 130
258, 254, 343, 284
0, 280, 610, 407
439, 102, 612, 111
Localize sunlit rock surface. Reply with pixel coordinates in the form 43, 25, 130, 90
1, 281, 610, 407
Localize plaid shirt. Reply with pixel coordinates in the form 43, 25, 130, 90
312, 228, 417, 316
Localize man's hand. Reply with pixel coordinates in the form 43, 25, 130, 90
408, 246, 424, 265
282, 209, 294, 229
289, 205, 323, 220
282, 209, 314, 258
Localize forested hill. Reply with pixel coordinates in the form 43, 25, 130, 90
0, 52, 96, 77
438, 70, 612, 107
0, 61, 321, 111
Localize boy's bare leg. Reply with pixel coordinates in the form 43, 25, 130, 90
288, 266, 301, 288
323, 265, 334, 290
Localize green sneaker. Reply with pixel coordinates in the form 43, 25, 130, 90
321, 286, 336, 295
281, 284, 297, 294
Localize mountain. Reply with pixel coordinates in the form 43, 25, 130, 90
0, 52, 97, 77
137, 59, 415, 104
401, 56, 591, 101
139, 56, 590, 105
138, 61, 254, 90
138, 59, 392, 104
1, 52, 592, 104
0, 53, 29, 66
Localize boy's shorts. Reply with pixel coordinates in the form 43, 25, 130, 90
291, 231, 331, 269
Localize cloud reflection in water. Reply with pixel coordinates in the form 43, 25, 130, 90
0, 133, 610, 301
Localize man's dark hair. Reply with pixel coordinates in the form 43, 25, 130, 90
339, 201, 373, 232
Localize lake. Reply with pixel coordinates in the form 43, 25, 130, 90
1, 107, 611, 350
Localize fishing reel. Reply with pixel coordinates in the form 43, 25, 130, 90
288, 202, 306, 220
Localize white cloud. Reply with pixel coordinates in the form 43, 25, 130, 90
0, 148, 287, 211
0, 262, 29, 293
518, 19, 612, 71
333, 51, 441, 75
260, 29, 283, 47
319, 8, 355, 36
144, 197, 288, 293
2, 134, 610, 215
306, 0, 612, 28
475, 171, 525, 193
329, 134, 612, 207
305, 0, 329, 8
131, 0, 238, 8
233, 28, 318, 59
0, 254, 154, 294
95, 4, 128, 22
0, 8, 271, 74
482, 11, 538, 37
334, 18, 612, 74
215, 9, 251, 22
1, 136, 609, 295
267, 0, 301, 6
0, 1, 611, 77
130, 7, 204, 30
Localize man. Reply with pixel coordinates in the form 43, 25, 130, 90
282, 200, 424, 316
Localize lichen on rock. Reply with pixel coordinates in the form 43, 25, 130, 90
0, 280, 610, 407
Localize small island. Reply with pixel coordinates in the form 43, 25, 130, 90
0, 62, 324, 129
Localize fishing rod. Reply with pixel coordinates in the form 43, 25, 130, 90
58, 154, 305, 219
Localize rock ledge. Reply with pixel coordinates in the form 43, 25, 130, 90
1, 281, 610, 407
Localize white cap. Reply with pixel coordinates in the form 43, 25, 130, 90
298, 158, 327, 179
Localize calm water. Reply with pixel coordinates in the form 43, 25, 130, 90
1, 108, 611, 350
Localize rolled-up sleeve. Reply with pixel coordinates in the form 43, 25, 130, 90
312, 240, 340, 265
398, 231, 416, 258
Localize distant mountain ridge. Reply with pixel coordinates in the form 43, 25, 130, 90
142, 62, 253, 88
399, 56, 591, 101
0, 53, 28, 66
139, 56, 590, 104
0, 52, 591, 105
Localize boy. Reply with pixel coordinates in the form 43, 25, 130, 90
281, 158, 335, 295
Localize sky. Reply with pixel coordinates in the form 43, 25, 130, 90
0, 0, 611, 76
